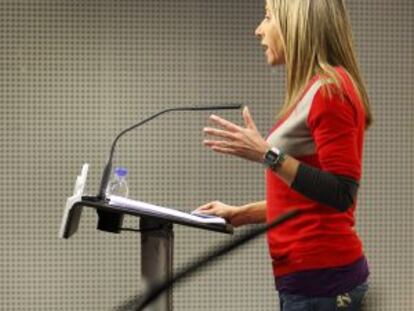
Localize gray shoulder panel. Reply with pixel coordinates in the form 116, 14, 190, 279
267, 80, 322, 157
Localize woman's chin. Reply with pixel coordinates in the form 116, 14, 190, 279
265, 51, 278, 66
266, 54, 284, 66
266, 56, 278, 66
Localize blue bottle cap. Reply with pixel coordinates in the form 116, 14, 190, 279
114, 167, 128, 177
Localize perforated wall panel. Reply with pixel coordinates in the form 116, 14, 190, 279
0, 0, 413, 310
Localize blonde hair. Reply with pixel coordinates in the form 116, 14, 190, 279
268, 0, 372, 127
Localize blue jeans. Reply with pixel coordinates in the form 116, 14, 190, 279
278, 282, 368, 311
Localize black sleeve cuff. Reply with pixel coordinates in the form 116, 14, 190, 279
290, 163, 359, 212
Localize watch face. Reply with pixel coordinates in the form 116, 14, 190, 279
265, 150, 278, 163
266, 152, 278, 162
264, 147, 284, 168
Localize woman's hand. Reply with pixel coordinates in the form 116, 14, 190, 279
194, 200, 267, 227
194, 201, 243, 227
203, 106, 270, 163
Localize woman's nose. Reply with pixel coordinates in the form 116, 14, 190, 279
255, 25, 261, 37
255, 21, 263, 37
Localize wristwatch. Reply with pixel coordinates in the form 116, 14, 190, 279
263, 147, 286, 170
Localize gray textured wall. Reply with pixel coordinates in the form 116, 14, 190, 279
0, 0, 413, 310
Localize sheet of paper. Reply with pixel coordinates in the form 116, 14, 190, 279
109, 195, 226, 225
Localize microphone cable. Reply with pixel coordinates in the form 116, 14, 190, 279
116, 208, 300, 311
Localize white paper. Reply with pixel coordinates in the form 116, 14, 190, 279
109, 195, 226, 225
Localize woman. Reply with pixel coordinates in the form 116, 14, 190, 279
195, 0, 372, 310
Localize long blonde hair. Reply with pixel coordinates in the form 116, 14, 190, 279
269, 0, 372, 127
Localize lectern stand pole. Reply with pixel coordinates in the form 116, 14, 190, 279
140, 217, 174, 311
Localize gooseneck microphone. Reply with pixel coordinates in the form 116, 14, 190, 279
97, 104, 242, 200
95, 104, 242, 232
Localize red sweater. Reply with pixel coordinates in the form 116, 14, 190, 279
266, 67, 366, 277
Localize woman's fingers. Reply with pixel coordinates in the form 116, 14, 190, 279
203, 140, 238, 155
203, 139, 235, 148
203, 110, 268, 162
196, 202, 248, 227
201, 209, 219, 216
242, 106, 258, 131
203, 127, 236, 140
196, 202, 215, 212
209, 114, 241, 132
195, 201, 236, 220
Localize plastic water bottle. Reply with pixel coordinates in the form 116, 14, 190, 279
106, 167, 129, 198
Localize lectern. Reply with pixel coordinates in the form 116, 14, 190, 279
59, 164, 233, 311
